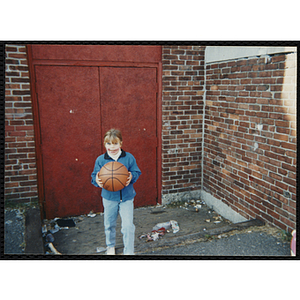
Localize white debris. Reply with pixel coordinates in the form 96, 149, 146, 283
152, 221, 171, 231
48, 243, 62, 255
42, 224, 47, 235
49, 224, 60, 234
151, 232, 160, 241
170, 220, 179, 233
96, 247, 106, 253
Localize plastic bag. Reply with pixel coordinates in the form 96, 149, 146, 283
152, 221, 171, 231
170, 220, 179, 233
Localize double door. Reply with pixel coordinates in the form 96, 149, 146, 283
34, 64, 159, 219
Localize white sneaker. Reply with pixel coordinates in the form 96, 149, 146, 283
106, 247, 115, 255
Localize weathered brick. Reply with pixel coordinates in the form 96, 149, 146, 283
162, 45, 205, 195
5, 44, 38, 204
203, 51, 296, 231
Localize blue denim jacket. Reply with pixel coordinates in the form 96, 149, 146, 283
91, 150, 141, 202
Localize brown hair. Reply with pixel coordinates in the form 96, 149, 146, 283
103, 128, 123, 145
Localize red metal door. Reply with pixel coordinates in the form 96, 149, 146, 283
34, 65, 158, 218
35, 66, 103, 219
100, 67, 158, 207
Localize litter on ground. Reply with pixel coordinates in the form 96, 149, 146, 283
96, 247, 106, 253
139, 220, 180, 242
87, 212, 96, 218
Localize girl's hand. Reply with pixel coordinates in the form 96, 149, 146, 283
96, 172, 103, 188
126, 172, 132, 186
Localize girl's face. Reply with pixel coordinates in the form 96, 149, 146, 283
105, 138, 122, 156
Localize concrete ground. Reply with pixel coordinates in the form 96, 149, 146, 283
140, 231, 291, 256
3, 200, 291, 257
4, 209, 26, 255
39, 201, 291, 257
4, 207, 44, 256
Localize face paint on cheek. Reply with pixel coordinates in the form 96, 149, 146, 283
109, 148, 120, 154
105, 141, 121, 156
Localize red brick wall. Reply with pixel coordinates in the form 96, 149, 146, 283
161, 46, 205, 201
5, 44, 38, 204
203, 52, 297, 232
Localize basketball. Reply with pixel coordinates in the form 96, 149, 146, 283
98, 161, 129, 192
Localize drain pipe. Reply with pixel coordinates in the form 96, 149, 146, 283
201, 48, 207, 191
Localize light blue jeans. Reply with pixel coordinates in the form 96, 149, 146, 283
102, 198, 135, 255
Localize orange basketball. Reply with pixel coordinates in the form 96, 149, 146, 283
98, 161, 129, 192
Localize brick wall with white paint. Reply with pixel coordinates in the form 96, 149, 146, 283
203, 51, 296, 232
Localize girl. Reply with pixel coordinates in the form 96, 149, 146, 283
91, 129, 141, 255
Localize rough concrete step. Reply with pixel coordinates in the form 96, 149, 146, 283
25, 208, 44, 254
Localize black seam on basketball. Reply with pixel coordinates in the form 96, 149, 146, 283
103, 178, 111, 190
100, 174, 127, 177
111, 164, 114, 191
102, 178, 112, 184
103, 165, 111, 171
102, 162, 127, 171
114, 178, 126, 187
112, 173, 128, 176
114, 165, 126, 172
